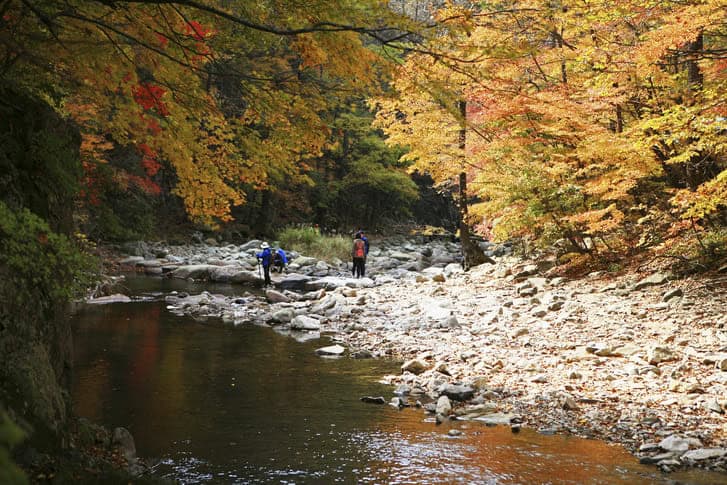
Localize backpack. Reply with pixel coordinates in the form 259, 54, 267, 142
353, 239, 365, 258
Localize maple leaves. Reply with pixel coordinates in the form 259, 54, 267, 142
132, 83, 169, 116
1, 0, 413, 228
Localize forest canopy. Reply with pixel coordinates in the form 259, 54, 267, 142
1, 0, 726, 265
0, 0, 423, 230
375, 0, 727, 264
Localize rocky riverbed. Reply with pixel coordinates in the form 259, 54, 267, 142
95, 237, 727, 475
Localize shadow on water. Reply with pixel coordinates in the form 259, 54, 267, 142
72, 278, 724, 484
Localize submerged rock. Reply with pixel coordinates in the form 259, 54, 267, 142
112, 427, 136, 461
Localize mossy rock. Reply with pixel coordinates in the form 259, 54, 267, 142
0, 343, 69, 450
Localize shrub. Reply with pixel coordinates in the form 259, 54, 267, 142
0, 202, 97, 311
277, 226, 351, 262
0, 409, 26, 485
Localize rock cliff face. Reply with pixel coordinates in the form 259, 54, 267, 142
0, 86, 82, 452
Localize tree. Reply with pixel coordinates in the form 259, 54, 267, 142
375, 0, 727, 261
0, 0, 422, 227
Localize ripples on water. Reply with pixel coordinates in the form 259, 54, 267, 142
72, 277, 724, 484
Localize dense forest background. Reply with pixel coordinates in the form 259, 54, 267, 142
1, 0, 726, 482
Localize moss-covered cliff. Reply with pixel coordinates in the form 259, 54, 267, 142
0, 87, 93, 481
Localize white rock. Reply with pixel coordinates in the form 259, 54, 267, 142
680, 448, 727, 461
436, 395, 452, 415
648, 346, 678, 365
290, 315, 321, 330
86, 294, 131, 304
658, 435, 701, 453
315, 344, 345, 356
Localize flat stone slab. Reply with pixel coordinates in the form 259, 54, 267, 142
681, 448, 727, 461
279, 274, 313, 291
86, 294, 132, 304
473, 412, 516, 425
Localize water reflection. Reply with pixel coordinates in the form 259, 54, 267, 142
72, 285, 722, 484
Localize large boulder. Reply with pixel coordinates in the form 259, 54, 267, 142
112, 427, 137, 461
171, 264, 217, 280
389, 250, 418, 261
305, 276, 350, 291
270, 308, 296, 323
230, 270, 262, 284
659, 434, 701, 453
437, 383, 476, 402
265, 289, 291, 303
633, 272, 670, 291
371, 257, 401, 270
209, 265, 244, 282
293, 256, 318, 267
239, 240, 263, 251
290, 315, 321, 331
279, 274, 313, 291
345, 277, 375, 288
443, 263, 464, 276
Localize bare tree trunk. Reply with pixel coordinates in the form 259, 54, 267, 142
615, 104, 623, 133
458, 100, 492, 270
686, 32, 704, 90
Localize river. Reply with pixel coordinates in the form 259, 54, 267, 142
71, 277, 722, 484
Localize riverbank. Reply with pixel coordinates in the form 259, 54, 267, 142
334, 260, 727, 475
99, 237, 727, 475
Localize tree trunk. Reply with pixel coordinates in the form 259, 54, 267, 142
458, 100, 492, 270
685, 32, 704, 90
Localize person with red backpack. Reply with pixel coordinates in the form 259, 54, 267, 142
352, 232, 367, 278
357, 229, 369, 256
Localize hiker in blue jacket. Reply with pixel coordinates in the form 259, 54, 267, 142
256, 242, 272, 286
272, 247, 288, 273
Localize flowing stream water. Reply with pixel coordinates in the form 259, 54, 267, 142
71, 277, 723, 484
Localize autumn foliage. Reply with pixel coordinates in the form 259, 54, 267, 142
0, 0, 410, 229
375, 0, 727, 264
